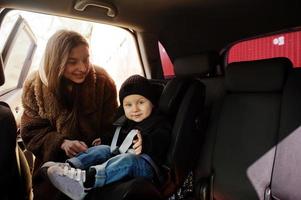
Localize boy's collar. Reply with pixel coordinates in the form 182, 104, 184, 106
113, 115, 127, 126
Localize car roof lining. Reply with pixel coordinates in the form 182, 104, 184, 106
0, 0, 300, 70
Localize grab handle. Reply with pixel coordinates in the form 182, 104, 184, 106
74, 0, 117, 17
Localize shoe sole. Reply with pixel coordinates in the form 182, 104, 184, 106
41, 161, 57, 168
47, 166, 86, 200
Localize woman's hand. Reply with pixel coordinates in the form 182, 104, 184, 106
92, 137, 101, 146
132, 132, 142, 155
61, 139, 88, 158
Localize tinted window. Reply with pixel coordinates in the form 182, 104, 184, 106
228, 30, 301, 67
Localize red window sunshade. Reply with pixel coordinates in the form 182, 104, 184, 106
158, 42, 174, 77
228, 31, 301, 68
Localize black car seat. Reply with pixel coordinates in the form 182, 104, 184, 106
270, 67, 301, 200
0, 55, 32, 200
173, 52, 225, 138
195, 57, 291, 200
87, 75, 205, 200
0, 101, 18, 200
173, 52, 225, 198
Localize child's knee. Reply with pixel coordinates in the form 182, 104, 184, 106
121, 153, 138, 164
90, 145, 110, 153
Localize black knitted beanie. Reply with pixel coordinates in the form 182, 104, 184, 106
119, 74, 157, 105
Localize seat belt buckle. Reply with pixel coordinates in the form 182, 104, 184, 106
127, 148, 135, 154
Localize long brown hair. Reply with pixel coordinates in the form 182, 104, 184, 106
42, 30, 89, 132
43, 30, 89, 94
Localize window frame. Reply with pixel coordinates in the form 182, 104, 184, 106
0, 15, 37, 95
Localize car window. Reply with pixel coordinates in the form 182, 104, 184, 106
0, 10, 144, 95
227, 30, 301, 67
0, 16, 36, 95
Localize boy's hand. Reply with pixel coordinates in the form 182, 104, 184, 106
61, 139, 88, 158
132, 131, 142, 155
92, 137, 101, 146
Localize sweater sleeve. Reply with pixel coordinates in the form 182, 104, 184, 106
20, 111, 66, 162
20, 77, 66, 162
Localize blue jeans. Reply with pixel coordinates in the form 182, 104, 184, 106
67, 145, 154, 188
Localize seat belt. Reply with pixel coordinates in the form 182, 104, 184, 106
110, 127, 138, 153
110, 126, 163, 183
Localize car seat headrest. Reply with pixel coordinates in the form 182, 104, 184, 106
174, 52, 219, 77
159, 78, 189, 116
226, 57, 292, 92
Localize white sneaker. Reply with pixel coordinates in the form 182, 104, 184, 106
41, 161, 57, 168
47, 163, 87, 200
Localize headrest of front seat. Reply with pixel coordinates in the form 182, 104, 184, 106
0, 56, 4, 86
226, 57, 292, 92
173, 52, 219, 77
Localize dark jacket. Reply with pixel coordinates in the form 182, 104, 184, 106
113, 109, 171, 166
20, 65, 118, 200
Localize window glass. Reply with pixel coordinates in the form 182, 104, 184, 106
228, 30, 301, 67
0, 15, 36, 95
90, 25, 143, 91
1, 26, 33, 92
158, 42, 174, 78
0, 10, 143, 95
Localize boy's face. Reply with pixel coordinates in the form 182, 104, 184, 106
123, 94, 153, 122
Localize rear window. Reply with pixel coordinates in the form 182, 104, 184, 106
227, 30, 301, 67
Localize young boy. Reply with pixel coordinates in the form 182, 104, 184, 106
43, 74, 171, 200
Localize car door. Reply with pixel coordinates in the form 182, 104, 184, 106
0, 15, 37, 126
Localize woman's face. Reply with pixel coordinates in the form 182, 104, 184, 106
63, 44, 91, 84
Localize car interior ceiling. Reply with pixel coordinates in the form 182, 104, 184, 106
0, 0, 300, 61
1, 0, 301, 200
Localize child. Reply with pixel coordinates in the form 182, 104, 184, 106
43, 74, 171, 200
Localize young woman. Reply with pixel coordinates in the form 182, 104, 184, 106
20, 30, 118, 200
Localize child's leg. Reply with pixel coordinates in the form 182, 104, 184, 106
91, 153, 154, 187
45, 154, 154, 200
67, 145, 111, 169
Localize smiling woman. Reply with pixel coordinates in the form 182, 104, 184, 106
20, 30, 119, 200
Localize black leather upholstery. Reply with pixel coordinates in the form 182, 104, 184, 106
195, 57, 292, 200
271, 68, 301, 200
0, 102, 32, 200
159, 78, 188, 116
225, 58, 289, 92
0, 55, 32, 200
174, 52, 219, 77
174, 52, 224, 200
162, 78, 205, 197
0, 102, 17, 200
